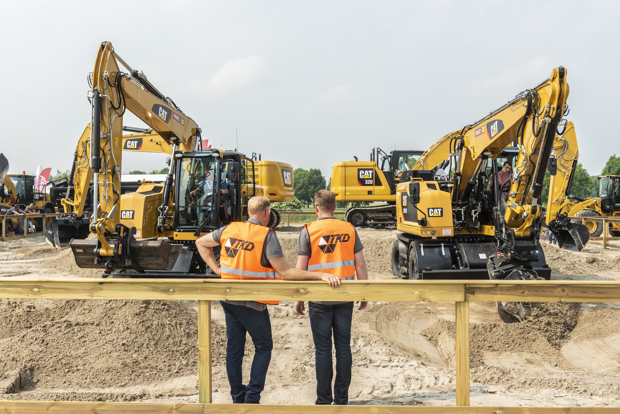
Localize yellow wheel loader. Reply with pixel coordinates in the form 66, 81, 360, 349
390, 67, 589, 322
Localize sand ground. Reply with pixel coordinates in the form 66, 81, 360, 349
0, 228, 619, 408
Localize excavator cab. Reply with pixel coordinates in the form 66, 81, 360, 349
599, 176, 620, 213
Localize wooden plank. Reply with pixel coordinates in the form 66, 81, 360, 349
1, 402, 618, 413
455, 301, 470, 406
603, 218, 608, 249
1, 215, 5, 241
466, 282, 620, 302
198, 300, 212, 404
0, 279, 465, 302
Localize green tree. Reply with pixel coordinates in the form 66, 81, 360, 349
294, 168, 326, 207
149, 167, 169, 174
49, 169, 71, 182
129, 170, 147, 175
541, 163, 593, 206
271, 197, 305, 211
602, 155, 620, 176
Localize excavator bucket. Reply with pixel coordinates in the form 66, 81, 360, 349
70, 238, 183, 271
44, 217, 90, 248
0, 153, 8, 184
550, 215, 590, 252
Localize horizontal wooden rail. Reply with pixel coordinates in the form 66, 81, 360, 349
279, 210, 345, 226
1, 401, 618, 413
1, 213, 61, 242
2, 279, 619, 412
566, 215, 620, 249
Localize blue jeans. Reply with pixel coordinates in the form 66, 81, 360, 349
309, 301, 354, 405
220, 301, 273, 404
548, 231, 556, 244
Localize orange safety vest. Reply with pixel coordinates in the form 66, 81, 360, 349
305, 218, 356, 279
220, 221, 280, 305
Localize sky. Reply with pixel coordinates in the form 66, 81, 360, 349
1, 0, 619, 180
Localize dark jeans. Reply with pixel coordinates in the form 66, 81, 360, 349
309, 301, 354, 405
221, 301, 273, 404
548, 231, 556, 244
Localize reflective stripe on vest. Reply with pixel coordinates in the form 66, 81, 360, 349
305, 218, 356, 279
220, 221, 280, 305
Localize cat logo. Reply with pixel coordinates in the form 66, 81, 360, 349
121, 210, 135, 220
318, 234, 350, 254
428, 208, 443, 217
282, 169, 292, 188
224, 238, 255, 258
151, 104, 172, 124
123, 138, 143, 150
357, 168, 374, 186
486, 119, 505, 140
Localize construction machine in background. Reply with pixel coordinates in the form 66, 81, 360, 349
53, 41, 262, 277
330, 148, 425, 228
544, 122, 620, 239
250, 153, 294, 228
390, 67, 589, 322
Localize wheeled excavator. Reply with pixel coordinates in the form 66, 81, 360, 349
390, 67, 589, 322
53, 42, 260, 276
330, 148, 425, 228
119, 132, 295, 229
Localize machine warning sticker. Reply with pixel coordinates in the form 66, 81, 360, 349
479, 253, 487, 259
357, 168, 374, 186
486, 119, 505, 140
123, 138, 143, 150
428, 208, 443, 217
121, 210, 135, 220
173, 113, 185, 125
282, 169, 292, 188
152, 104, 172, 124
474, 125, 486, 137
443, 229, 451, 236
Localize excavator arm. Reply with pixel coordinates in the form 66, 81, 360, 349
55, 42, 200, 271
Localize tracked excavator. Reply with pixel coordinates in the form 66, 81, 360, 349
330, 148, 424, 228
52, 41, 260, 276
390, 67, 589, 322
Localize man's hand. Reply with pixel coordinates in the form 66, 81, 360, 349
321, 273, 341, 288
214, 267, 222, 277
295, 301, 305, 316
357, 301, 368, 310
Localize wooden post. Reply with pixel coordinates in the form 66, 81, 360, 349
198, 300, 212, 404
603, 218, 608, 249
287, 212, 290, 227
455, 301, 470, 406
1, 215, 5, 241
21, 214, 27, 238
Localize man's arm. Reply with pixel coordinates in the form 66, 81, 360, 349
355, 251, 368, 310
196, 233, 221, 276
270, 256, 340, 288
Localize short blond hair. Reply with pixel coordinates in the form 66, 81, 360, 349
248, 196, 271, 216
314, 190, 336, 212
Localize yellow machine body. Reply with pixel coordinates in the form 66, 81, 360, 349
331, 161, 393, 202
252, 161, 294, 202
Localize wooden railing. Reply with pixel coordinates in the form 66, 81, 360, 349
0, 213, 60, 242
279, 210, 345, 226
568, 215, 620, 249
0, 278, 619, 413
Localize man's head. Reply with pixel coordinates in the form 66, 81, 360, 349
501, 162, 511, 174
28, 203, 34, 210
314, 190, 336, 215
248, 196, 271, 226
203, 164, 212, 176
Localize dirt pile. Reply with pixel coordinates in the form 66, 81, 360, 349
36, 248, 102, 278
543, 243, 620, 276
0, 298, 210, 400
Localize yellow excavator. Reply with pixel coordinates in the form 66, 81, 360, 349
390, 67, 589, 322
120, 131, 294, 229
53, 41, 260, 276
330, 148, 424, 228
544, 122, 620, 239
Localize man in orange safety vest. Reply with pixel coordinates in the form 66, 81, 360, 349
294, 190, 368, 405
196, 195, 340, 404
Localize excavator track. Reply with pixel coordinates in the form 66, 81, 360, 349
344, 204, 396, 229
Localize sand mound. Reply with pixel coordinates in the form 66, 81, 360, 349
543, 243, 620, 275
37, 249, 102, 278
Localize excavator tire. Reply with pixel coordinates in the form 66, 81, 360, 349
573, 209, 603, 237
611, 231, 620, 237
391, 240, 402, 277
347, 210, 367, 227
407, 244, 422, 280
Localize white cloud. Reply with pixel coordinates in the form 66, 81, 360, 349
320, 83, 352, 102
471, 56, 555, 94
193, 55, 267, 96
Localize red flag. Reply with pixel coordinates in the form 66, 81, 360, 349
200, 139, 213, 150
37, 168, 51, 191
